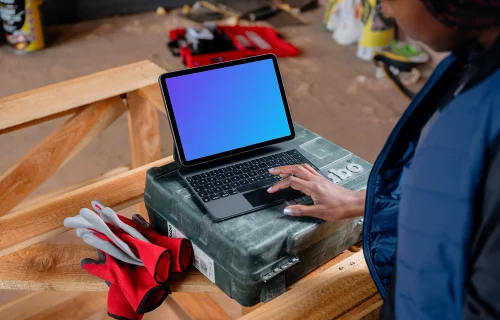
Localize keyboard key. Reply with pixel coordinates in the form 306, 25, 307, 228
234, 169, 242, 175
227, 165, 235, 171
202, 197, 211, 202
228, 189, 238, 195
250, 159, 259, 164
257, 169, 265, 174
287, 150, 300, 156
230, 176, 239, 182
222, 178, 231, 184
216, 174, 225, 180
248, 177, 257, 183
207, 171, 216, 176
264, 173, 273, 178
250, 165, 259, 170
186, 177, 193, 182
240, 174, 249, 179
235, 164, 244, 169
210, 195, 220, 200
190, 182, 200, 188
199, 179, 207, 184
258, 163, 267, 168
205, 183, 214, 189
266, 161, 275, 167
256, 158, 265, 163
207, 189, 215, 195
200, 173, 208, 178
241, 167, 250, 173
194, 186, 205, 192
214, 181, 222, 186
192, 175, 201, 180
240, 179, 249, 185
231, 182, 240, 188
248, 171, 257, 177
237, 177, 276, 193
219, 192, 229, 198
257, 175, 266, 180
225, 172, 234, 177
222, 185, 231, 190
208, 177, 216, 182
213, 187, 223, 193
199, 191, 208, 197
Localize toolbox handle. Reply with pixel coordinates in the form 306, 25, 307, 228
167, 40, 181, 57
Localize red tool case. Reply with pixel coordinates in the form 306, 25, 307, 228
167, 25, 299, 68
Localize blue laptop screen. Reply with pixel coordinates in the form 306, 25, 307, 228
165, 59, 291, 161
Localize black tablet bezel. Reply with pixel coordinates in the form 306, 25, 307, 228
158, 54, 295, 167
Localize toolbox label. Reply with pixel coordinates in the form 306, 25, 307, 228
167, 222, 215, 283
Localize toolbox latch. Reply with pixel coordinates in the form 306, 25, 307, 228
261, 256, 300, 283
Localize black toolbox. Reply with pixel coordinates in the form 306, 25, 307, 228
145, 124, 371, 306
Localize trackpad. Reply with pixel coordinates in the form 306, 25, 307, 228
243, 187, 303, 207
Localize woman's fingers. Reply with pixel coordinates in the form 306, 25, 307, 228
283, 204, 324, 218
269, 164, 315, 180
302, 163, 321, 176
267, 176, 313, 195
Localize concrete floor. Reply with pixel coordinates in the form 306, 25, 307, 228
0, 7, 410, 319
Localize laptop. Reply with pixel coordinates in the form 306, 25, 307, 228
158, 54, 320, 221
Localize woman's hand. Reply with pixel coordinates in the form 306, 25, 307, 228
267, 164, 366, 221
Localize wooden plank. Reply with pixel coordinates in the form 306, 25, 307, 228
0, 60, 165, 131
0, 157, 173, 257
12, 165, 130, 213
239, 252, 379, 320
337, 295, 382, 320
0, 106, 84, 136
127, 90, 162, 216
172, 293, 232, 320
26, 292, 108, 320
287, 250, 355, 290
0, 291, 80, 320
0, 244, 217, 292
138, 84, 167, 115
0, 97, 127, 216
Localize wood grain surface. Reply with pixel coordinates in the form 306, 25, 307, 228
0, 157, 173, 257
0, 97, 126, 216
0, 60, 165, 131
240, 252, 379, 320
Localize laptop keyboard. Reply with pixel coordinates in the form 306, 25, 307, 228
186, 150, 318, 203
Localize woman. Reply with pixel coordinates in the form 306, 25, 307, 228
267, 0, 500, 318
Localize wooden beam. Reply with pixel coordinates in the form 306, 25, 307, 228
338, 295, 383, 320
0, 60, 165, 131
26, 292, 108, 320
0, 292, 80, 320
127, 90, 162, 216
12, 165, 130, 213
137, 84, 167, 115
0, 157, 173, 257
0, 106, 84, 136
0, 97, 127, 216
239, 252, 380, 320
0, 244, 217, 292
172, 293, 232, 320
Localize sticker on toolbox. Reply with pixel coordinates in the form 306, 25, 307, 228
167, 222, 216, 283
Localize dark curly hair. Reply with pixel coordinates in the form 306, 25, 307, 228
420, 0, 500, 29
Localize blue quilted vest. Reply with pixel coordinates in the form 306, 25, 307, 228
362, 54, 500, 319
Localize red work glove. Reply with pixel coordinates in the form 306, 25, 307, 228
81, 252, 171, 315
119, 214, 193, 273
92, 230, 173, 284
108, 285, 143, 320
